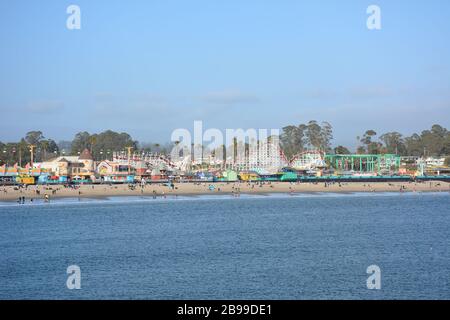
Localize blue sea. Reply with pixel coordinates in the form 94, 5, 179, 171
0, 192, 449, 300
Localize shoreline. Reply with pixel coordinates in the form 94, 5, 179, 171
0, 181, 449, 203
2, 191, 450, 206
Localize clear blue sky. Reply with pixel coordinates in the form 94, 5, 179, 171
1, 0, 449, 149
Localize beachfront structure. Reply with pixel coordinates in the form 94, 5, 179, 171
97, 160, 133, 175
36, 149, 96, 179
398, 156, 449, 176
0, 149, 96, 184
150, 164, 170, 180
113, 152, 177, 171
108, 152, 183, 181
424, 157, 446, 167
417, 157, 449, 176
96, 160, 135, 183
220, 169, 238, 181
0, 163, 44, 185
37, 156, 78, 175
239, 171, 261, 181
325, 154, 401, 174
290, 151, 326, 171
78, 149, 95, 175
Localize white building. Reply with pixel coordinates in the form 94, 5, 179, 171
424, 157, 445, 167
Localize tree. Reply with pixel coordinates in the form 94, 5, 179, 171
445, 157, 450, 167
402, 125, 449, 156
280, 125, 306, 160
379, 132, 406, 155
16, 139, 29, 165
444, 134, 450, 155
70, 130, 138, 159
305, 120, 322, 149
360, 130, 377, 146
431, 124, 447, 138
304, 120, 333, 151
356, 146, 366, 154
0, 141, 5, 165
358, 130, 382, 154
419, 125, 448, 156
40, 140, 50, 161
334, 146, 351, 154
281, 121, 333, 159
57, 140, 72, 155
320, 121, 333, 152
404, 133, 423, 156
24, 131, 44, 145
89, 135, 97, 153
71, 131, 92, 155
44, 139, 59, 160
19, 132, 59, 163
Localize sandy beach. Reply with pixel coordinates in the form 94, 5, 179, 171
0, 181, 449, 202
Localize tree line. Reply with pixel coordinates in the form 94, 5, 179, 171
0, 131, 59, 166
0, 129, 176, 166
281, 122, 449, 159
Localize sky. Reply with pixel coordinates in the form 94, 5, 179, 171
1, 0, 449, 149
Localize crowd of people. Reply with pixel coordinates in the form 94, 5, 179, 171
0, 179, 448, 204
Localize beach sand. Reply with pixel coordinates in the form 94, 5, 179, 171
0, 181, 449, 202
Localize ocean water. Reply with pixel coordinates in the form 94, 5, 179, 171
0, 192, 449, 300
